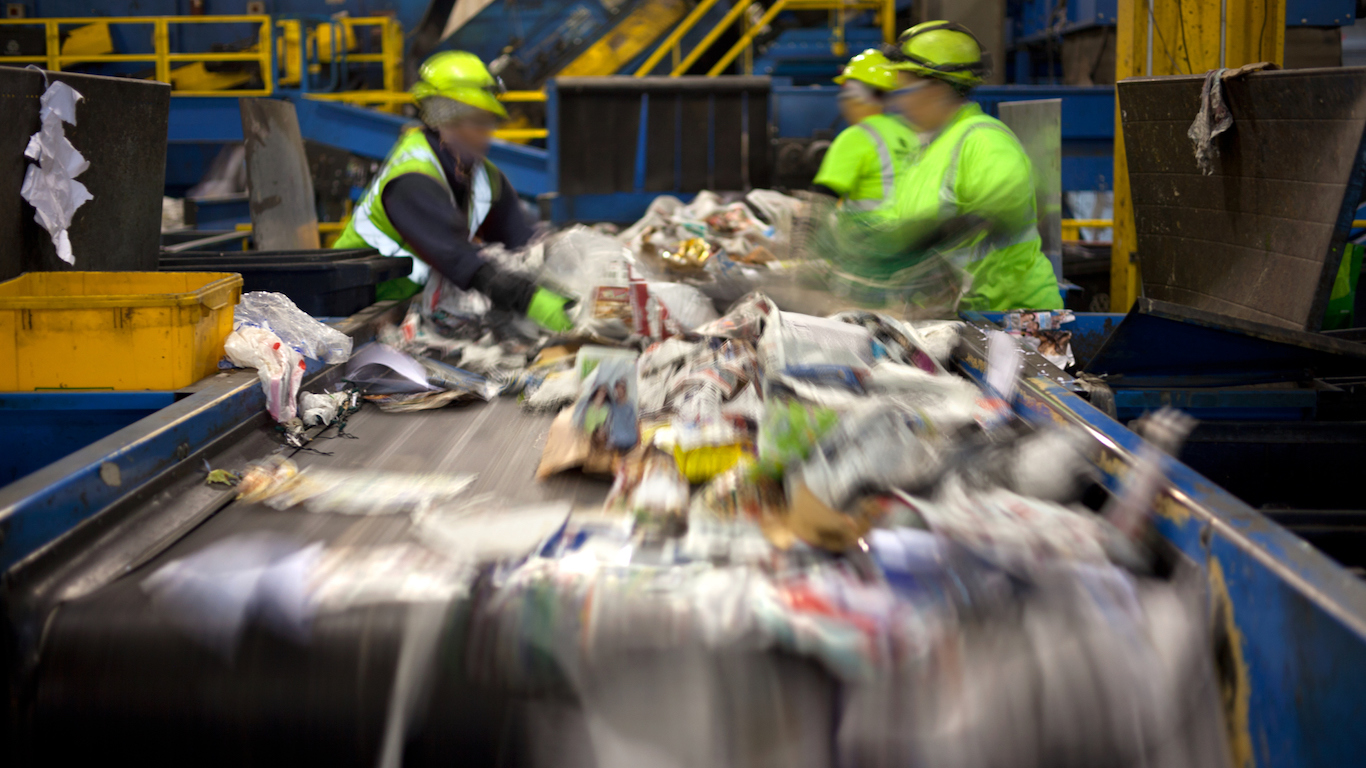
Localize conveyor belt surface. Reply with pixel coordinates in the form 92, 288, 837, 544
23, 398, 610, 768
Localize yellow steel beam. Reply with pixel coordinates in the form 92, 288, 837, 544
559, 0, 689, 76
707, 0, 790, 76
1111, 0, 1285, 313
672, 0, 754, 76
494, 128, 550, 140
634, 0, 726, 76
302, 90, 546, 104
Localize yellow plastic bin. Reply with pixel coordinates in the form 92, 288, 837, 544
0, 272, 243, 391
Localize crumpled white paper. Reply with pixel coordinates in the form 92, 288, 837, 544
20, 80, 91, 265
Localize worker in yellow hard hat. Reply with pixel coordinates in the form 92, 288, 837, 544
334, 51, 573, 331
862, 22, 1062, 311
811, 49, 917, 212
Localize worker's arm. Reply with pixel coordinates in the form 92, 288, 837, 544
953, 129, 1039, 240
382, 172, 571, 331
382, 172, 489, 290
474, 169, 534, 249
811, 126, 874, 199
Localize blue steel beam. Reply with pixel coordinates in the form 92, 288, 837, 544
0, 369, 277, 572
166, 95, 549, 196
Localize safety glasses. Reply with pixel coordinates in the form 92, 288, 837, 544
888, 80, 932, 98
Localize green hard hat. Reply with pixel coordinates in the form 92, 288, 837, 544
833, 49, 899, 92
411, 51, 508, 119
887, 21, 990, 89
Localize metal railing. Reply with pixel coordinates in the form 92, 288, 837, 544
0, 15, 561, 142
275, 16, 404, 109
0, 15, 274, 96
634, 0, 896, 77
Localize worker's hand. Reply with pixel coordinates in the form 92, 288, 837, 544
526, 288, 575, 333
471, 263, 574, 332
471, 263, 537, 313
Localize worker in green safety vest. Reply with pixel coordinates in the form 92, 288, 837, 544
867, 22, 1063, 312
334, 51, 574, 331
811, 49, 917, 212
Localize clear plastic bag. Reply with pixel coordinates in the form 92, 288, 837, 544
234, 291, 353, 363
224, 326, 305, 422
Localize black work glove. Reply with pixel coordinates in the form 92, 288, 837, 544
470, 263, 538, 314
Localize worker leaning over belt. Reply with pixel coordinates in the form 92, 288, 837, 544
811, 49, 917, 211
877, 22, 1063, 311
334, 51, 574, 331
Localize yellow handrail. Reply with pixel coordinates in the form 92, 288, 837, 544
633, 0, 725, 76
0, 15, 274, 96
707, 0, 790, 76
672, 0, 754, 76
648, 0, 898, 78
301, 89, 547, 105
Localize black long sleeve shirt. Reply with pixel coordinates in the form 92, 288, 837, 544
380, 128, 531, 291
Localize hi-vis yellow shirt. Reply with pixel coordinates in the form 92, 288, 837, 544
813, 113, 917, 210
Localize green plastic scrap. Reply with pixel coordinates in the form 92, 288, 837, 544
205, 469, 240, 488
754, 400, 840, 480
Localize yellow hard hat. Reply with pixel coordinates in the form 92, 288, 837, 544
410, 51, 508, 119
833, 49, 899, 92
886, 21, 990, 89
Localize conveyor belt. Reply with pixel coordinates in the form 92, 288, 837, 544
20, 395, 611, 768
10, 318, 1366, 767
291, 396, 607, 509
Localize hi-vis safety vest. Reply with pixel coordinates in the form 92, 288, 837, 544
884, 103, 1062, 311
334, 127, 499, 285
813, 113, 916, 211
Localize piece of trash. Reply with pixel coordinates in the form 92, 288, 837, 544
365, 390, 473, 412
261, 468, 477, 515
572, 354, 639, 451
346, 344, 438, 394
299, 391, 350, 427
206, 469, 240, 487
225, 326, 307, 422
415, 499, 572, 563
20, 80, 90, 265
237, 455, 300, 504
234, 292, 352, 363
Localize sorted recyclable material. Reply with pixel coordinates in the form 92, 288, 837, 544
204, 468, 240, 487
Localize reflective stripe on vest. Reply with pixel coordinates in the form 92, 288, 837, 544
347, 134, 493, 285
937, 121, 1041, 266
846, 121, 897, 212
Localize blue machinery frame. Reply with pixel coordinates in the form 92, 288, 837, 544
2, 313, 1365, 764
166, 95, 550, 200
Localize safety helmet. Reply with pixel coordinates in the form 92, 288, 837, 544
884, 21, 990, 89
833, 49, 899, 92
410, 51, 508, 119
